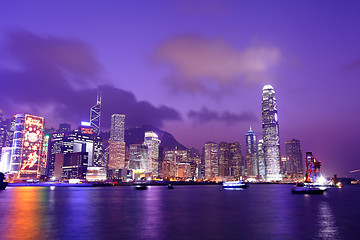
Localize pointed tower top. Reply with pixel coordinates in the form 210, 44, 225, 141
97, 90, 102, 104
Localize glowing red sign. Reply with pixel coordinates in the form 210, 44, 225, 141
19, 115, 44, 179
81, 127, 93, 134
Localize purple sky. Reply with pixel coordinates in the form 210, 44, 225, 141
1, 1, 360, 177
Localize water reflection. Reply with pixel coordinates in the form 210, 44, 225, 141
141, 186, 163, 239
317, 200, 339, 239
6, 187, 45, 240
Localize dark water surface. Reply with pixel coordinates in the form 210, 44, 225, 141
1, 184, 359, 240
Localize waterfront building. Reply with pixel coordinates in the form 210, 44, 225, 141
204, 142, 218, 180
108, 141, 125, 169
144, 131, 161, 175
218, 142, 231, 177
229, 142, 242, 178
177, 163, 192, 179
258, 139, 266, 179
86, 167, 107, 181
285, 139, 303, 180
188, 148, 201, 180
39, 135, 49, 177
9, 114, 45, 180
90, 91, 102, 135
245, 127, 258, 178
0, 117, 15, 172
261, 85, 282, 181
162, 150, 177, 179
48, 129, 104, 178
110, 114, 125, 142
108, 114, 126, 169
0, 147, 12, 173
129, 144, 148, 171
62, 152, 88, 180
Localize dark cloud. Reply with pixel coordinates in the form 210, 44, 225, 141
0, 30, 181, 129
187, 107, 256, 125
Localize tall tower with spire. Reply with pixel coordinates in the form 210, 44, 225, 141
90, 91, 102, 135
261, 85, 282, 181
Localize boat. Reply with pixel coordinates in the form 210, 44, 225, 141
134, 184, 148, 190
291, 183, 326, 194
222, 180, 249, 189
167, 184, 174, 189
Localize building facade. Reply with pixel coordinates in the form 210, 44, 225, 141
262, 85, 282, 181
9, 114, 45, 180
245, 127, 258, 178
108, 114, 126, 169
204, 142, 218, 180
129, 144, 148, 171
285, 139, 303, 180
258, 139, 266, 179
144, 131, 161, 175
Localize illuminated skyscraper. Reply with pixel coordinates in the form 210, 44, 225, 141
204, 142, 218, 180
162, 150, 178, 179
144, 131, 161, 175
10, 114, 25, 173
218, 142, 231, 177
258, 139, 266, 179
246, 127, 258, 178
90, 91, 102, 135
262, 85, 282, 181
110, 114, 125, 141
9, 114, 45, 179
108, 114, 126, 169
285, 139, 303, 179
129, 144, 148, 171
48, 129, 103, 178
229, 142, 242, 178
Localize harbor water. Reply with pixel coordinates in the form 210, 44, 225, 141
0, 184, 359, 240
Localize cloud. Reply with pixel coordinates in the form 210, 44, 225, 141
340, 58, 360, 73
154, 35, 281, 94
0, 30, 181, 129
187, 107, 257, 125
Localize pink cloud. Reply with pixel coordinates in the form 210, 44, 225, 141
154, 35, 281, 94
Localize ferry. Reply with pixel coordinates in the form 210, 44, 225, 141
222, 180, 249, 189
291, 183, 326, 194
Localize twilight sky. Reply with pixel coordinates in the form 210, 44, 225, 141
1, 1, 360, 177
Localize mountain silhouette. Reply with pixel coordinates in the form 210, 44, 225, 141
124, 125, 187, 150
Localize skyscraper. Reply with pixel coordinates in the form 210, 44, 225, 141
204, 142, 218, 180
108, 114, 126, 169
261, 85, 282, 181
129, 144, 148, 171
144, 131, 161, 175
48, 129, 104, 178
285, 139, 303, 180
90, 91, 102, 135
10, 114, 45, 180
246, 127, 258, 178
229, 142, 242, 178
218, 142, 231, 177
258, 139, 266, 179
110, 114, 125, 141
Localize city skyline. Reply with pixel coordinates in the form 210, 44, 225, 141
1, 1, 360, 177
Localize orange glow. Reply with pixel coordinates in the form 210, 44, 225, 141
6, 188, 43, 240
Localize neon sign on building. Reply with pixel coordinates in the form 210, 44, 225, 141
18, 115, 45, 179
